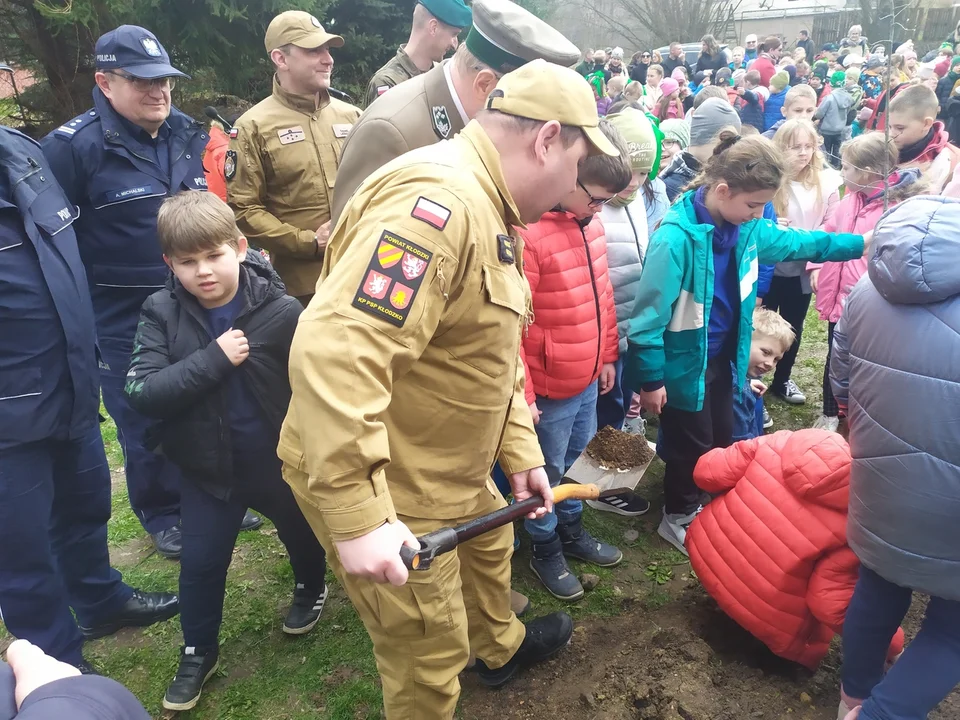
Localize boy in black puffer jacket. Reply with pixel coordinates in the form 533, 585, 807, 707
124, 192, 327, 713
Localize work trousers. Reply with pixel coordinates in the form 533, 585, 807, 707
179, 450, 326, 649
658, 352, 733, 516
842, 566, 960, 720
295, 482, 525, 720
0, 428, 132, 665
762, 275, 811, 394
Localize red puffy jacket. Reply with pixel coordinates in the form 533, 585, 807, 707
687, 430, 905, 670
519, 213, 619, 403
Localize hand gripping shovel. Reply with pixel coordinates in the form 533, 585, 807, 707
400, 480, 630, 571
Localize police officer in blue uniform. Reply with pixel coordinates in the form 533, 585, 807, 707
41, 25, 261, 557
0, 125, 179, 672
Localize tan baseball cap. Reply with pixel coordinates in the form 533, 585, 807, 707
485, 59, 619, 156
264, 11, 344, 54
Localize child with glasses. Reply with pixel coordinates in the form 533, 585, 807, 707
517, 120, 632, 602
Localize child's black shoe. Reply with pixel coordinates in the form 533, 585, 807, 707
163, 646, 219, 711
282, 584, 327, 635
529, 536, 584, 601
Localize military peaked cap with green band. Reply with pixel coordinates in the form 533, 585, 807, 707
465, 0, 580, 73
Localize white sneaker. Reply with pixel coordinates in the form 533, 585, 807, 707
623, 416, 646, 436
813, 414, 841, 432
657, 506, 702, 556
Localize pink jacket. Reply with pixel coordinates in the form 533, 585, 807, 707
810, 169, 923, 323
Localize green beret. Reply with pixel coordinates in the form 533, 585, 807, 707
418, 0, 472, 29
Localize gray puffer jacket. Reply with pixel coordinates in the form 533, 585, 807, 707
601, 199, 648, 353
830, 196, 960, 601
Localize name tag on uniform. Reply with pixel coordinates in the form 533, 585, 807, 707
277, 126, 305, 145
332, 124, 352, 138
107, 185, 153, 203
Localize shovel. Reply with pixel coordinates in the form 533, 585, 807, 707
400, 479, 631, 571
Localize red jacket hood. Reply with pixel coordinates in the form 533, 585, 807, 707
780, 429, 851, 511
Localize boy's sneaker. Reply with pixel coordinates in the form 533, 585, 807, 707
813, 414, 841, 432
475, 611, 573, 688
623, 416, 646, 436
586, 490, 650, 517
559, 519, 623, 567
657, 506, 702, 556
511, 590, 531, 618
529, 536, 584, 601
163, 647, 219, 711
763, 407, 774, 429
774, 379, 806, 405
282, 584, 327, 635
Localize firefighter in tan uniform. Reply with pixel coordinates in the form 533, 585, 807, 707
227, 11, 361, 305
280, 61, 618, 719
362, 0, 470, 108
331, 0, 581, 229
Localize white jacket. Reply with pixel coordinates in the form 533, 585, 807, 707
601, 198, 649, 353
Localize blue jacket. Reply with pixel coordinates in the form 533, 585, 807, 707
0, 127, 100, 449
626, 190, 863, 412
763, 89, 788, 132
831, 196, 960, 601
40, 89, 208, 342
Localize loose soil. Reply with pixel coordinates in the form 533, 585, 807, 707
586, 427, 656, 470
459, 584, 959, 720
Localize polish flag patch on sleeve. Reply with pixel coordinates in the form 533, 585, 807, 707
411, 196, 451, 231
229, 127, 238, 139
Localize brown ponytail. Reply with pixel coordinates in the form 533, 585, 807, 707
689, 134, 787, 194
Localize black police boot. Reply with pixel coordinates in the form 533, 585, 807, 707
150, 525, 182, 559
558, 519, 624, 568
78, 590, 179, 640
162, 647, 219, 711
75, 659, 98, 675
282, 584, 328, 635
475, 612, 574, 688
240, 510, 263, 531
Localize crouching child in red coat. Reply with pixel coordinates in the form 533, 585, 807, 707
686, 429, 904, 669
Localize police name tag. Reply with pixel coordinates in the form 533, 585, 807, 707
332, 124, 352, 139
277, 126, 305, 145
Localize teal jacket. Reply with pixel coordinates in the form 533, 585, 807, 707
625, 191, 864, 412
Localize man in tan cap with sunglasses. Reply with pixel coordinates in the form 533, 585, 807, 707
329, 0, 581, 230
227, 11, 361, 304
281, 60, 617, 719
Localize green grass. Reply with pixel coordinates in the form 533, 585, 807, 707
2, 309, 829, 717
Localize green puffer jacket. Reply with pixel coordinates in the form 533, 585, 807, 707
624, 190, 863, 412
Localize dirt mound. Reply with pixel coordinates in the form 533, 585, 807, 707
459, 585, 958, 720
587, 426, 655, 470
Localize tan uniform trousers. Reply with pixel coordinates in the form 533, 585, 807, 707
300, 484, 525, 719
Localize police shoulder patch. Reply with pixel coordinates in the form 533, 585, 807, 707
224, 150, 237, 180
53, 109, 99, 140
352, 230, 433, 328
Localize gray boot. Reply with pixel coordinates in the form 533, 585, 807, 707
529, 535, 584, 601
559, 519, 623, 567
